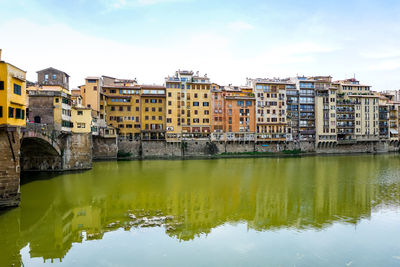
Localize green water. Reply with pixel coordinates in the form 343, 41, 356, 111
1, 155, 400, 266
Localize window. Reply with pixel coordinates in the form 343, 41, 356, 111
8, 107, 14, 118
94, 86, 97, 91
52, 74, 57, 80
15, 108, 21, 119
203, 102, 209, 107
22, 109, 25, 119
77, 123, 86, 128
44, 74, 49, 81
0, 106, 2, 117
193, 102, 199, 106
14, 84, 21, 95
0, 81, 4, 90
77, 111, 83, 115
55, 98, 59, 103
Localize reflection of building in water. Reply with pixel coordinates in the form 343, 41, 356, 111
2, 155, 400, 265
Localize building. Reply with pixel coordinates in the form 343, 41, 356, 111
102, 77, 140, 141
70, 94, 92, 134
211, 83, 224, 134
378, 95, 389, 139
336, 78, 379, 141
0, 49, 27, 128
140, 85, 166, 140
222, 85, 255, 141
77, 77, 116, 138
293, 77, 316, 141
285, 82, 299, 141
247, 78, 287, 142
314, 76, 337, 146
79, 77, 103, 119
27, 68, 73, 132
36, 67, 70, 94
165, 70, 212, 141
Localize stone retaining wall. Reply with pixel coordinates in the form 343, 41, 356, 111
0, 128, 21, 208
93, 136, 118, 160
117, 139, 400, 159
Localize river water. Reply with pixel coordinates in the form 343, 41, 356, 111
1, 154, 400, 266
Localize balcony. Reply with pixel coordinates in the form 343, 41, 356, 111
337, 115, 354, 120
337, 107, 354, 113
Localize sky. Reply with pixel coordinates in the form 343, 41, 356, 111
0, 0, 400, 90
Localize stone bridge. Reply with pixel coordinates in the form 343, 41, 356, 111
0, 123, 93, 208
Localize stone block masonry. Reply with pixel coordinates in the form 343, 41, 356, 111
0, 128, 21, 208
92, 136, 118, 160
63, 133, 93, 170
117, 139, 399, 159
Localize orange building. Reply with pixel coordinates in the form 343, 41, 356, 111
211, 83, 223, 133
211, 85, 256, 141
222, 86, 255, 133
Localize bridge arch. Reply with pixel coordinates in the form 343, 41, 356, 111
21, 129, 63, 171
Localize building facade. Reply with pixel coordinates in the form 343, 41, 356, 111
165, 70, 212, 141
0, 50, 27, 128
248, 78, 287, 142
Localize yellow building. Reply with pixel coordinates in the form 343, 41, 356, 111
70, 94, 92, 134
0, 49, 27, 128
140, 85, 166, 140
103, 77, 140, 140
79, 77, 102, 118
165, 70, 212, 141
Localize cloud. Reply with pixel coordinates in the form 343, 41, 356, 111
101, 0, 190, 10
0, 19, 348, 90
368, 59, 400, 71
227, 21, 255, 31
360, 49, 400, 59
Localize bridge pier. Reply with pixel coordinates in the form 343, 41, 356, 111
0, 127, 22, 208
62, 133, 92, 170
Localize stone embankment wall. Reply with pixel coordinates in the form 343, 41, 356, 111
92, 136, 118, 160
0, 129, 21, 208
63, 133, 92, 170
117, 139, 400, 159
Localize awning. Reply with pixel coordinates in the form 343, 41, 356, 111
390, 129, 399, 135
